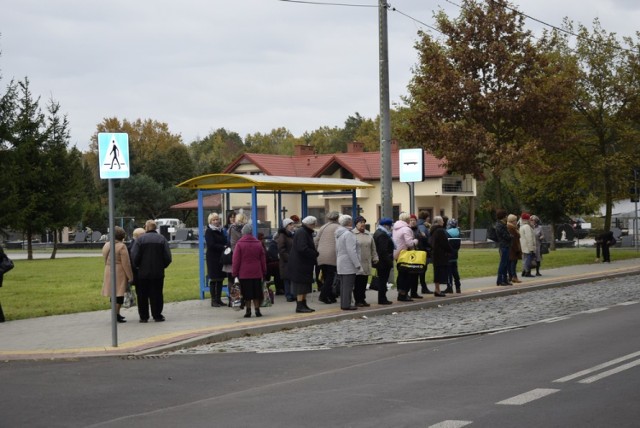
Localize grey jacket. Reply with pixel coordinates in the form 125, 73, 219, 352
336, 226, 362, 275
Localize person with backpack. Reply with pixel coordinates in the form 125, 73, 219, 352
494, 209, 513, 286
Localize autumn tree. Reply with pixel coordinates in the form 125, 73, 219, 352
188, 128, 244, 176
563, 19, 640, 231
402, 0, 577, 208
244, 127, 300, 155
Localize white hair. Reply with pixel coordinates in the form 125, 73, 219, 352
338, 214, 352, 226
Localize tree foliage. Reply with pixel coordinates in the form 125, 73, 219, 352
402, 0, 577, 207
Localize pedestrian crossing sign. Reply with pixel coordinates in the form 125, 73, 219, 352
98, 133, 130, 179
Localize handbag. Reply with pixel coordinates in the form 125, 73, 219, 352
220, 246, 233, 265
396, 249, 427, 274
0, 255, 14, 275
331, 275, 341, 297
123, 286, 137, 308
261, 282, 274, 307
229, 278, 242, 310
369, 275, 381, 291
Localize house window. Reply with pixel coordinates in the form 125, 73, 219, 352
377, 204, 401, 221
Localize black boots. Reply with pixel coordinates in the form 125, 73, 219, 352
536, 261, 542, 276
0, 302, 5, 322
210, 281, 225, 307
296, 300, 314, 313
244, 306, 251, 318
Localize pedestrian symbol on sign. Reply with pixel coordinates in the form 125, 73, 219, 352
98, 133, 130, 179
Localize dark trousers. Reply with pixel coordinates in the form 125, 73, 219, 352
354, 274, 368, 303
319, 265, 337, 300
448, 261, 461, 287
497, 246, 510, 284
136, 278, 165, 321
376, 266, 391, 303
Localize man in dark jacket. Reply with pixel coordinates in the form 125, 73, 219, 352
495, 209, 513, 286
373, 218, 394, 305
429, 216, 452, 297
131, 220, 172, 322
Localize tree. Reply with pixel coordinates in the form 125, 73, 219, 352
244, 127, 300, 155
188, 128, 244, 176
402, 0, 577, 208
564, 19, 640, 231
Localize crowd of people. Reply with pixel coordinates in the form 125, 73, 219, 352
199, 209, 477, 316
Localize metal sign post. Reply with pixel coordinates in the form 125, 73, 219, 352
98, 133, 130, 347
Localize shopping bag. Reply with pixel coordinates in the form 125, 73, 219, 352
396, 250, 427, 274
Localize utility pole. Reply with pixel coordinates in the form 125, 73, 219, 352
379, 0, 393, 219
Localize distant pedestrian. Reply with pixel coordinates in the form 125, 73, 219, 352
506, 214, 522, 283
530, 215, 544, 275
131, 220, 172, 322
336, 215, 361, 310
595, 230, 617, 263
352, 216, 378, 307
0, 245, 13, 322
495, 209, 513, 286
417, 210, 432, 294
393, 212, 419, 301
288, 216, 319, 313
373, 218, 394, 305
314, 211, 340, 304
519, 213, 535, 277
232, 224, 267, 318
446, 218, 462, 293
205, 212, 227, 307
102, 226, 134, 323
429, 216, 451, 297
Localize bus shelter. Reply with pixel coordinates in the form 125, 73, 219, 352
176, 173, 374, 299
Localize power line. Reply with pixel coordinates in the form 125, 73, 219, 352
277, 0, 376, 7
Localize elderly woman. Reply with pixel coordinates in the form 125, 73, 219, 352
205, 212, 227, 307
232, 223, 267, 318
336, 215, 362, 310
102, 226, 134, 323
288, 216, 319, 313
352, 215, 378, 307
392, 212, 418, 302
275, 218, 296, 302
507, 214, 522, 283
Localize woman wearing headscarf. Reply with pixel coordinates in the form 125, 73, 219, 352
287, 216, 319, 313
275, 218, 296, 302
373, 218, 394, 305
232, 223, 267, 318
102, 226, 134, 323
530, 215, 544, 275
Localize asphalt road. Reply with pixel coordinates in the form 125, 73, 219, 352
1, 288, 638, 427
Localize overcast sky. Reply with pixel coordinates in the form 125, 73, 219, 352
1, 0, 638, 152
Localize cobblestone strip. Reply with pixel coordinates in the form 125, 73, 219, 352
171, 276, 640, 355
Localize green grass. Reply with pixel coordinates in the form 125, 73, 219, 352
1, 247, 638, 321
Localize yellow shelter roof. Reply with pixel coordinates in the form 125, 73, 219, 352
176, 173, 373, 192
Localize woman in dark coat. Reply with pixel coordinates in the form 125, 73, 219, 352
287, 216, 319, 313
429, 216, 452, 297
205, 212, 227, 307
373, 218, 394, 305
275, 218, 296, 302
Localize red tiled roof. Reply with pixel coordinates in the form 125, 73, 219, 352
224, 150, 448, 179
170, 194, 222, 210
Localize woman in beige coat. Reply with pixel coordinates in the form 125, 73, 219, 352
102, 226, 134, 323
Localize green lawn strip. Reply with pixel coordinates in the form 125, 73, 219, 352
1, 248, 638, 320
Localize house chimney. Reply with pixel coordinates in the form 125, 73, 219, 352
347, 141, 364, 153
294, 145, 315, 156
390, 139, 399, 152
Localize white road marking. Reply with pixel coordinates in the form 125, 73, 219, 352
429, 420, 473, 428
554, 350, 640, 383
616, 301, 638, 306
579, 359, 640, 384
496, 388, 560, 405
256, 346, 330, 353
541, 316, 572, 323
581, 308, 609, 314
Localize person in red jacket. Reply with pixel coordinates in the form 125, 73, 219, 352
232, 223, 267, 318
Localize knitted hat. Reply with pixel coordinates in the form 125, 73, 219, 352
301, 216, 317, 226
447, 218, 458, 228
290, 215, 300, 223
354, 216, 366, 225
282, 218, 294, 228
379, 217, 393, 226
409, 214, 418, 220
521, 213, 531, 220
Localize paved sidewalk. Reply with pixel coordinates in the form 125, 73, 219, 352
1, 258, 638, 361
